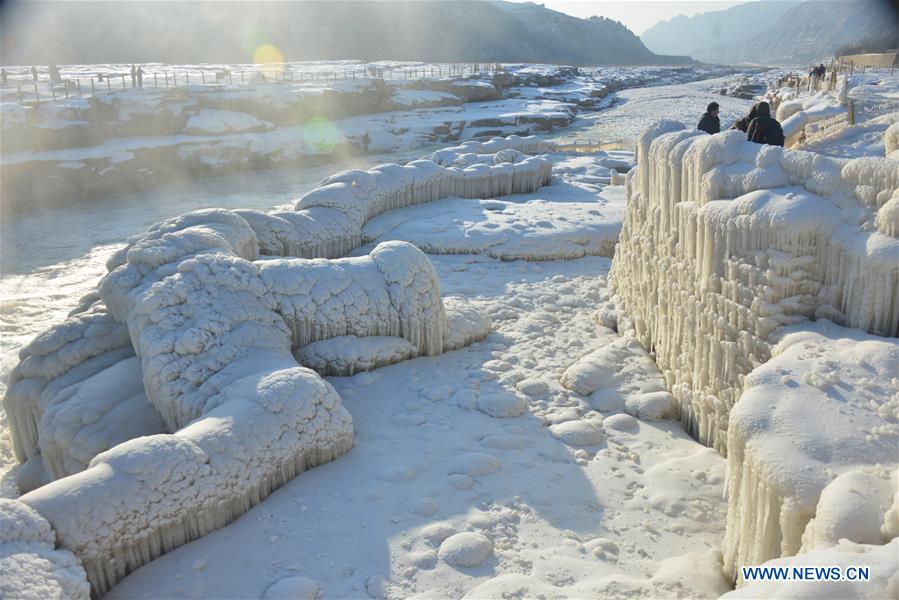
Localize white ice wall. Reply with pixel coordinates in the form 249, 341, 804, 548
611, 122, 899, 579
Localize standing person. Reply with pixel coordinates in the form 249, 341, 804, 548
136, 65, 144, 88
130, 65, 136, 87
697, 101, 721, 135
31, 66, 38, 82
746, 101, 784, 146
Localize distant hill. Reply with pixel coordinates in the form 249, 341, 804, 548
641, 1, 800, 61
0, 0, 690, 66
642, 0, 899, 65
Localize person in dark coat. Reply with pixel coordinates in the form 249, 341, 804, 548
746, 101, 784, 146
732, 103, 759, 133
697, 101, 720, 134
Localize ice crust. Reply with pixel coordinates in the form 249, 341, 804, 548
612, 121, 899, 580
0, 137, 552, 596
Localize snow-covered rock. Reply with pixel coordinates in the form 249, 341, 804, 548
437, 532, 494, 568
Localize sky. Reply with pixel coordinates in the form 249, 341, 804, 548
505, 0, 754, 34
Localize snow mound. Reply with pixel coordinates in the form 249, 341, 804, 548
296, 336, 417, 377
549, 419, 605, 446
442, 297, 492, 351
184, 109, 272, 135
560, 334, 662, 398
723, 321, 899, 576
437, 532, 494, 568
624, 391, 676, 421
476, 389, 528, 418
449, 452, 502, 477
800, 468, 896, 552
0, 499, 90, 600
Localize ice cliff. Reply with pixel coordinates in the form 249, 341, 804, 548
0, 135, 552, 595
610, 121, 898, 581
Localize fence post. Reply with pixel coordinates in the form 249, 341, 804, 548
51, 85, 56, 101
107, 77, 111, 92
121, 75, 126, 89
77, 79, 82, 96
64, 81, 69, 99
34, 82, 40, 103
201, 71, 206, 84
91, 78, 95, 94
186, 72, 190, 86
18, 85, 23, 102
229, 71, 232, 85
154, 73, 158, 87
241, 70, 244, 83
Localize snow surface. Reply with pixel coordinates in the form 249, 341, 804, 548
106, 255, 731, 600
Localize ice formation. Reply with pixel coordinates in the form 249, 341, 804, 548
613, 123, 898, 451
1, 136, 554, 596
723, 322, 898, 577
0, 498, 90, 600
886, 122, 899, 160
611, 121, 899, 579
775, 89, 848, 147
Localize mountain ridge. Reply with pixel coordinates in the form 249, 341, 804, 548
1, 0, 691, 66
642, 0, 899, 65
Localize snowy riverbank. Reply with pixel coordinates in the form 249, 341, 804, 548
1, 63, 740, 213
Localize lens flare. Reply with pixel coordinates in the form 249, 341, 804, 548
253, 44, 284, 79
302, 116, 340, 153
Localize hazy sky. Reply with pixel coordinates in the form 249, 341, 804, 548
506, 0, 755, 34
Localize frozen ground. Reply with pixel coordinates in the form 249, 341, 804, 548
107, 254, 730, 600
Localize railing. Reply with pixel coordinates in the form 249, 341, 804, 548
0, 62, 505, 105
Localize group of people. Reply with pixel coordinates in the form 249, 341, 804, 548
697, 100, 784, 146
810, 64, 826, 79
130, 65, 145, 88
